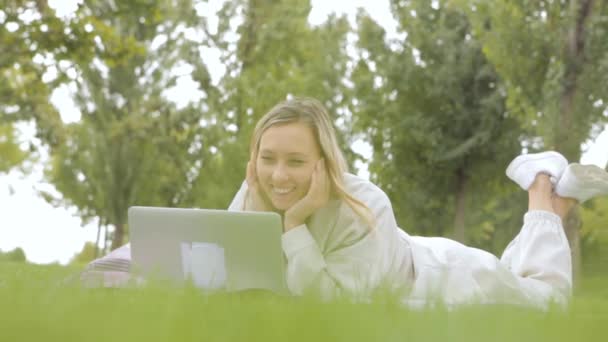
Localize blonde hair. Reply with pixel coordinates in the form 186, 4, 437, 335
250, 97, 375, 229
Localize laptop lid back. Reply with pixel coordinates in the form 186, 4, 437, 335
128, 206, 287, 294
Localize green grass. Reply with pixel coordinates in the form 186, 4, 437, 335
2, 262, 607, 342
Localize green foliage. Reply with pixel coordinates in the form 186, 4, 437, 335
0, 0, 96, 148
0, 2, 50, 168
456, 0, 608, 160
580, 197, 608, 274
0, 124, 28, 173
69, 242, 98, 265
351, 1, 523, 248
2, 262, 608, 341
0, 247, 27, 263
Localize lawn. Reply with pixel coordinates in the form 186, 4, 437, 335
2, 262, 607, 342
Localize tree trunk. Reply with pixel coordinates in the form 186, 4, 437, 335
453, 167, 469, 243
553, 0, 594, 287
94, 221, 101, 259
236, 0, 259, 134
111, 223, 125, 251
102, 225, 108, 255
563, 206, 583, 288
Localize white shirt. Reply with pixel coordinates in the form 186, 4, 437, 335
228, 173, 572, 309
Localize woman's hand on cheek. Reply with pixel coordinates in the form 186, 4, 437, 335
283, 159, 330, 231
245, 160, 273, 212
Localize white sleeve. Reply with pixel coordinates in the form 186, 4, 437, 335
499, 210, 572, 302
280, 201, 397, 300
281, 225, 380, 299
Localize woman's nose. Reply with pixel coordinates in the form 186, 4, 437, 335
272, 164, 289, 182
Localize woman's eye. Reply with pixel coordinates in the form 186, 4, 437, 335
260, 156, 274, 163
289, 160, 304, 165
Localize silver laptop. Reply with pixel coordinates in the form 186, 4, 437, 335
128, 206, 288, 295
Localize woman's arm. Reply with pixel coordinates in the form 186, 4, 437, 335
281, 189, 405, 300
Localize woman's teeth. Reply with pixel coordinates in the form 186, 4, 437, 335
273, 187, 293, 195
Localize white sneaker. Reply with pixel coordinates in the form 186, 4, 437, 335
555, 163, 608, 203
506, 151, 568, 190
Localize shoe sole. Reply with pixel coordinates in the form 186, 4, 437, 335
505, 151, 567, 178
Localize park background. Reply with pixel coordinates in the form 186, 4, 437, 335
2, 1, 608, 340
2, 0, 607, 278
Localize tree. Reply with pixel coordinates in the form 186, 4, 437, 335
458, 0, 608, 279
350, 2, 523, 246
69, 242, 97, 265
42, 0, 216, 251
0, 247, 27, 263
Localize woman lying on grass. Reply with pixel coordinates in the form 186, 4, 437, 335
82, 97, 608, 309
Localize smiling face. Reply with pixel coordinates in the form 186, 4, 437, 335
256, 121, 322, 212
